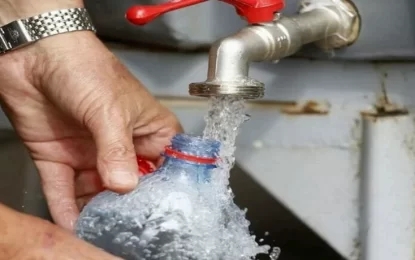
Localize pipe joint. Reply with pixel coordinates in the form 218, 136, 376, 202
300, 0, 360, 50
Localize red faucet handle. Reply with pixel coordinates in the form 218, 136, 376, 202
223, 0, 284, 23
126, 0, 285, 25
126, 0, 207, 25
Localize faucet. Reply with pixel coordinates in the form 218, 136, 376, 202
126, 0, 361, 99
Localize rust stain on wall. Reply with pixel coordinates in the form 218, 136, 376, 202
361, 70, 408, 119
361, 103, 408, 119
361, 95, 408, 118
157, 96, 331, 115
281, 100, 330, 115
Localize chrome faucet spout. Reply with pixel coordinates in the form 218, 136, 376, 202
189, 0, 360, 99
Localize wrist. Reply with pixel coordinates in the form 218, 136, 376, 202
0, 0, 84, 23
0, 1, 95, 93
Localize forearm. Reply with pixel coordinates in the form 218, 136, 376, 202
0, 0, 84, 23
0, 203, 76, 257
0, 203, 27, 257
0, 204, 121, 259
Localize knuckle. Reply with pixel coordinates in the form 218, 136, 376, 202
41, 178, 73, 195
84, 98, 133, 130
101, 143, 135, 163
81, 91, 110, 128
48, 197, 74, 211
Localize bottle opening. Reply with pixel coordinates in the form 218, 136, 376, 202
164, 134, 220, 165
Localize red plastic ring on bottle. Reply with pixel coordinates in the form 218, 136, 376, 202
164, 146, 217, 165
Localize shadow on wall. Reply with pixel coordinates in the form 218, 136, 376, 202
0, 131, 343, 260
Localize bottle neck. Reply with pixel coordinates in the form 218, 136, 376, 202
162, 156, 217, 183
159, 134, 220, 183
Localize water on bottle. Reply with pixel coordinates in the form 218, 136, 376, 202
77, 96, 280, 260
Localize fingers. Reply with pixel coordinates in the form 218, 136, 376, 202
75, 170, 104, 198
132, 114, 183, 160
26, 137, 97, 170
87, 112, 139, 194
35, 160, 79, 231
75, 170, 104, 212
74, 167, 148, 212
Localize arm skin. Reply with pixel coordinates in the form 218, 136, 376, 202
0, 204, 121, 259
0, 0, 182, 258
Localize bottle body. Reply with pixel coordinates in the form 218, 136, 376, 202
76, 134, 220, 259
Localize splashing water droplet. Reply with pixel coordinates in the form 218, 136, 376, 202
270, 247, 282, 260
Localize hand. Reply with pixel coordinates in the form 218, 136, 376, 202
0, 25, 182, 229
0, 204, 121, 259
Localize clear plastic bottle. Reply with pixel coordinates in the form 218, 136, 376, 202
75, 134, 220, 260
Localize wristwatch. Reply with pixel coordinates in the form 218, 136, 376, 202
0, 8, 96, 54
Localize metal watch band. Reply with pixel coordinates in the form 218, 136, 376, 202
0, 8, 96, 54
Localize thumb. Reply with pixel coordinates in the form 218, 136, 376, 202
88, 114, 139, 193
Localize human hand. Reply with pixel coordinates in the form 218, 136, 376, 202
0, 204, 121, 259
0, 3, 182, 230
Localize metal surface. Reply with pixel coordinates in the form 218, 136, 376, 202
360, 115, 415, 260
189, 1, 360, 99
299, 0, 361, 50
0, 8, 96, 54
